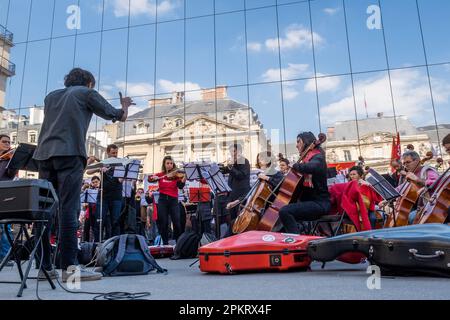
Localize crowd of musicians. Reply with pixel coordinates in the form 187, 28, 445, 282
1, 68, 450, 283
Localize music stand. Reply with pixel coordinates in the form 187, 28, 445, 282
366, 168, 401, 202
199, 163, 231, 238
366, 168, 401, 227
80, 189, 99, 205
6, 143, 39, 172
183, 163, 212, 235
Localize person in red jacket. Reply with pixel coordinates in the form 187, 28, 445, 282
148, 156, 186, 245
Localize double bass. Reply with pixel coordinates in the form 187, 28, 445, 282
384, 151, 433, 228
413, 167, 450, 224
257, 133, 327, 231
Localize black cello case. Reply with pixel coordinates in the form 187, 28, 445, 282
307, 224, 450, 277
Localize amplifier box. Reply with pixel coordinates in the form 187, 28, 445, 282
0, 179, 57, 221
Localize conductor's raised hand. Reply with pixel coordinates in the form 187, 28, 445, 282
119, 92, 135, 108
119, 92, 135, 122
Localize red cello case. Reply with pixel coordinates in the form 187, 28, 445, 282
199, 231, 322, 274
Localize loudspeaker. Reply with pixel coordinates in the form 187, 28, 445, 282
0, 179, 57, 221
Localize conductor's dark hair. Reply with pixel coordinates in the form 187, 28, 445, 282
64, 68, 96, 88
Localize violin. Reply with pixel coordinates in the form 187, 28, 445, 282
0, 148, 14, 161
384, 151, 433, 228
159, 168, 186, 180
257, 133, 327, 231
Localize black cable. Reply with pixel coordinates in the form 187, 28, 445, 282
342, 0, 362, 157
415, 0, 442, 156
243, 0, 253, 164
307, 0, 322, 134
275, 0, 288, 155
377, 0, 399, 135
47, 183, 153, 301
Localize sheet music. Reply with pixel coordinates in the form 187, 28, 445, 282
366, 168, 401, 201
114, 159, 141, 179
80, 188, 98, 204
86, 157, 136, 170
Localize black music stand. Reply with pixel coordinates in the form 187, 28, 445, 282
203, 163, 232, 238
6, 143, 39, 172
366, 168, 401, 227
0, 180, 57, 297
184, 163, 211, 235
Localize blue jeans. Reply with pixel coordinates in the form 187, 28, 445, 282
93, 198, 122, 242
0, 225, 11, 260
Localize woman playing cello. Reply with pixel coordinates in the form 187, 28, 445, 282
278, 132, 331, 234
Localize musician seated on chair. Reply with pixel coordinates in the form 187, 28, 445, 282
278, 156, 290, 176
279, 132, 331, 234
255, 151, 284, 190
399, 150, 439, 225
348, 166, 383, 229
441, 134, 450, 223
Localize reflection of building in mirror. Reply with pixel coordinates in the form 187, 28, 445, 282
325, 115, 437, 173
110, 86, 268, 173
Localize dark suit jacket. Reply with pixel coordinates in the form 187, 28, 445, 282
222, 156, 251, 201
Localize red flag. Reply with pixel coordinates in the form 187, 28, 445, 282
390, 132, 401, 171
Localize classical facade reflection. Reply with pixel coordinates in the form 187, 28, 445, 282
106, 87, 267, 174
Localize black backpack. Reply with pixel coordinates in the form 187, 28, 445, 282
97, 234, 167, 276
171, 231, 201, 260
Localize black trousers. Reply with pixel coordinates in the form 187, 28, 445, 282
279, 200, 330, 234
157, 194, 181, 245
38, 156, 85, 270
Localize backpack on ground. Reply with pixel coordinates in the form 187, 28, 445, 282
171, 231, 201, 260
96, 234, 166, 276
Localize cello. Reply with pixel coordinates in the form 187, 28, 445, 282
232, 179, 274, 234
257, 133, 327, 231
413, 166, 450, 224
384, 151, 433, 228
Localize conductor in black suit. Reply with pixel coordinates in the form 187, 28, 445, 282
221, 143, 251, 221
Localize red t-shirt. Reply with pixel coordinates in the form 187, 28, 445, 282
152, 172, 183, 198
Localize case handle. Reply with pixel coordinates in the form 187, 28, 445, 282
409, 249, 445, 262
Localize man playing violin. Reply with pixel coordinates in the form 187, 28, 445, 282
0, 134, 17, 181
279, 132, 331, 234
0, 134, 17, 267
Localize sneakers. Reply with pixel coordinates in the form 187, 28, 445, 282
37, 269, 59, 281
62, 266, 102, 282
